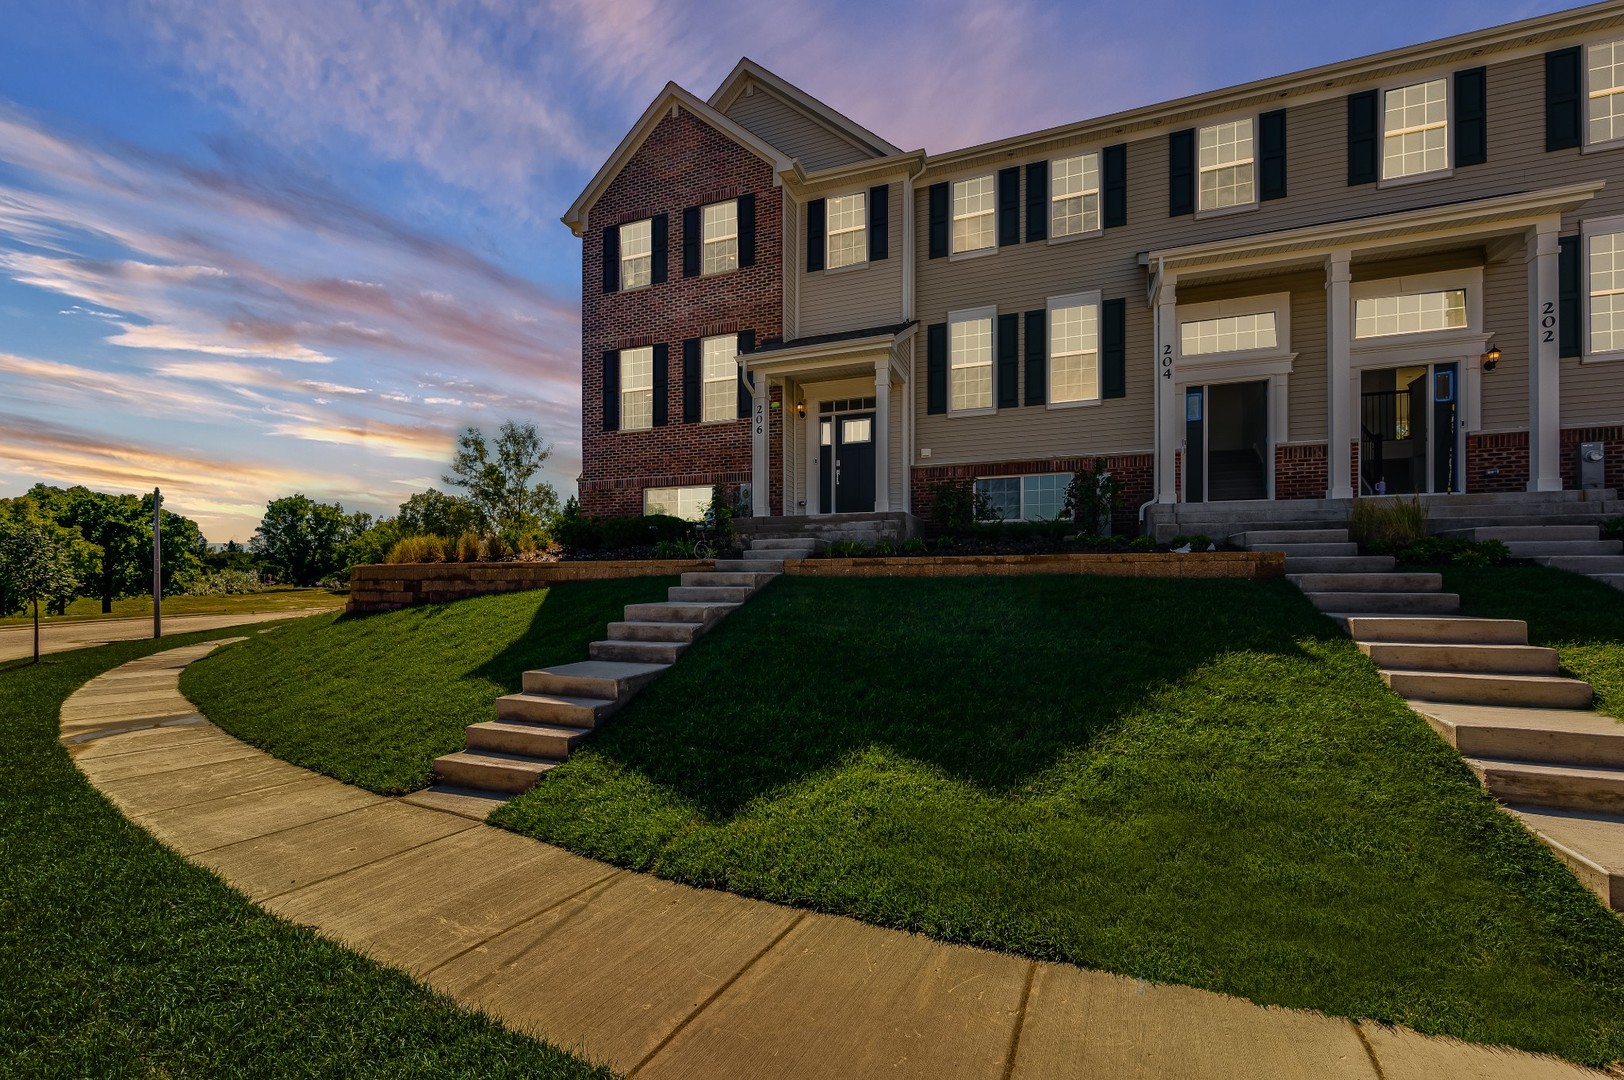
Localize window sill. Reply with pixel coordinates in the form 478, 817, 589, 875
617, 282, 654, 294
1047, 229, 1102, 246
949, 246, 997, 263
1194, 201, 1259, 221
1580, 349, 1624, 364
1581, 139, 1624, 156
1377, 167, 1454, 190
822, 260, 869, 275
699, 416, 741, 425
947, 406, 997, 418
618, 425, 653, 434
699, 266, 739, 279
1047, 397, 1102, 410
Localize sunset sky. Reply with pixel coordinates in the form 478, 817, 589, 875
0, 0, 1571, 541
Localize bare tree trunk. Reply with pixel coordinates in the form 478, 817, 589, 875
32, 595, 40, 665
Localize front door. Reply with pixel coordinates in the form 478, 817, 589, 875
833, 412, 876, 512
1359, 363, 1459, 494
1183, 381, 1269, 502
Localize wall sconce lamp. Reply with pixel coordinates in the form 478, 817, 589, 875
1481, 344, 1501, 372
795, 400, 806, 418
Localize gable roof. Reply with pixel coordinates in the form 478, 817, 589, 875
709, 58, 901, 161
562, 82, 792, 237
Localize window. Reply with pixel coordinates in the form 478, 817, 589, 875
1590, 40, 1624, 145
1051, 153, 1100, 237
948, 307, 994, 412
974, 473, 1073, 521
951, 175, 995, 254
1589, 230, 1624, 353
1180, 312, 1278, 356
700, 335, 736, 422
643, 485, 711, 521
619, 219, 652, 290
841, 417, 872, 443
702, 201, 737, 276
1354, 289, 1468, 338
1049, 297, 1100, 405
1198, 119, 1254, 211
1382, 79, 1449, 180
619, 345, 654, 430
826, 192, 867, 269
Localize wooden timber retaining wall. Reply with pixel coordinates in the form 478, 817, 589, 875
347, 560, 712, 614
781, 551, 1285, 579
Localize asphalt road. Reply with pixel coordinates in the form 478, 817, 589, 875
0, 609, 330, 663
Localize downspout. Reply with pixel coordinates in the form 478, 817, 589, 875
1138, 256, 1165, 532
902, 153, 927, 516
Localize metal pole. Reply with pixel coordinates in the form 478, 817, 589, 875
153, 488, 162, 640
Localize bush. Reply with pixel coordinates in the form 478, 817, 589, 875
654, 538, 697, 559
453, 532, 481, 563
1129, 535, 1155, 552
959, 519, 1072, 542
827, 540, 866, 558
181, 569, 263, 596
1392, 536, 1510, 567
1602, 516, 1624, 542
902, 537, 928, 554
928, 481, 997, 530
483, 533, 509, 562
1062, 459, 1122, 535
555, 513, 693, 554
385, 535, 448, 564
1350, 496, 1429, 550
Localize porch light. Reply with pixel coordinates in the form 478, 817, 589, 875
1481, 344, 1501, 371
796, 400, 806, 418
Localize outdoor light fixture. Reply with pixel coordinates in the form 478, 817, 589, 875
1481, 344, 1501, 371
796, 400, 806, 418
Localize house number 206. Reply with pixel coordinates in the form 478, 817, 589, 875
1542, 300, 1556, 344
754, 402, 765, 436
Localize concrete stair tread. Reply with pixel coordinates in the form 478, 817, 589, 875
497, 690, 616, 710
397, 784, 510, 819
1467, 756, 1624, 784
606, 620, 707, 643
1440, 525, 1600, 541
1231, 528, 1350, 545
589, 639, 689, 664
1410, 700, 1623, 735
1343, 615, 1527, 643
622, 601, 740, 621
1289, 573, 1441, 592
1383, 668, 1594, 709
1505, 540, 1624, 555
471, 719, 591, 739
1308, 591, 1460, 614
435, 748, 558, 770
1360, 642, 1558, 674
667, 585, 755, 602
1506, 804, 1624, 906
432, 749, 557, 794
539, 660, 669, 680
1283, 556, 1397, 574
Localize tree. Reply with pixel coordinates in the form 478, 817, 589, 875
443, 420, 559, 539
138, 492, 205, 596
396, 488, 477, 538
53, 487, 148, 612
0, 502, 81, 663
250, 495, 353, 586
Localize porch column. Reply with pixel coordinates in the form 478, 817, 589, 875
749, 367, 769, 516
1154, 275, 1179, 503
1325, 250, 1354, 500
1528, 220, 1563, 492
874, 362, 891, 512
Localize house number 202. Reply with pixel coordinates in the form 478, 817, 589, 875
1542, 300, 1556, 344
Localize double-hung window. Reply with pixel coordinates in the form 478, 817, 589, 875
1589, 227, 1624, 354
619, 345, 654, 431
1382, 79, 1449, 180
1354, 290, 1467, 339
1589, 40, 1624, 145
948, 306, 994, 412
974, 474, 1073, 521
826, 192, 867, 269
951, 176, 995, 254
700, 334, 737, 422
1049, 294, 1100, 405
702, 201, 738, 276
1198, 119, 1254, 211
1050, 153, 1100, 237
619, 219, 652, 290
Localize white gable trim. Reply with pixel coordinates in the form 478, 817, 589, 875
709, 58, 902, 160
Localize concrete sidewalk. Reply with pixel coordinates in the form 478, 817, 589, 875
2, 609, 330, 663
58, 643, 1602, 1079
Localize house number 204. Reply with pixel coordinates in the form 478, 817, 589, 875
1161, 344, 1174, 379
1542, 300, 1556, 344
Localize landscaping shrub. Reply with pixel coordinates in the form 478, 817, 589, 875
1350, 496, 1429, 549
454, 531, 482, 563
385, 535, 447, 564
1129, 535, 1155, 552
827, 540, 866, 558
1391, 536, 1510, 568
554, 513, 692, 554
180, 569, 262, 596
483, 533, 509, 561
1063, 459, 1122, 535
927, 480, 993, 530
1602, 516, 1624, 542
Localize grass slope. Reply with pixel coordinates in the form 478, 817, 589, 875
182, 580, 677, 793
0, 586, 346, 625
489, 576, 1624, 1067
0, 632, 612, 1079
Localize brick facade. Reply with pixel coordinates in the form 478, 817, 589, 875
1466, 426, 1624, 493
909, 453, 1154, 535
579, 107, 783, 517
1273, 442, 1329, 501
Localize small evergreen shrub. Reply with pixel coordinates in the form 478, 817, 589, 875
1062, 459, 1122, 535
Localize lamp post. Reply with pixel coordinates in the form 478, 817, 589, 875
152, 488, 162, 640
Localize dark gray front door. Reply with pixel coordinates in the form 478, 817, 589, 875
834, 412, 875, 513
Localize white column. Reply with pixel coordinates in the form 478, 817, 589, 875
1528, 220, 1563, 492
1154, 276, 1179, 503
1325, 251, 1354, 500
874, 363, 891, 512
750, 367, 769, 516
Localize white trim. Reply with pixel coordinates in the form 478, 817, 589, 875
1582, 212, 1624, 362
1175, 291, 1292, 361
1195, 113, 1257, 216
1378, 74, 1452, 183
1049, 150, 1103, 239
949, 174, 997, 257
947, 304, 997, 416
1350, 267, 1485, 350
700, 199, 739, 277
1047, 289, 1103, 408
1586, 35, 1624, 149
824, 189, 868, 271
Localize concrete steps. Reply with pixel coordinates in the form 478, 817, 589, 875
433, 535, 796, 798
1254, 542, 1358, 557
1412, 701, 1624, 767
1508, 806, 1624, 908
1307, 591, 1460, 614
1283, 555, 1396, 574
1537, 555, 1624, 574
1506, 539, 1624, 558
1342, 616, 1528, 644
1361, 642, 1559, 675
1383, 669, 1593, 708
1439, 525, 1600, 542
1288, 572, 1440, 593
1450, 522, 1624, 595
1468, 758, 1624, 815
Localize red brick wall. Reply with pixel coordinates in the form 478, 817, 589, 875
1466, 426, 1624, 493
909, 453, 1154, 535
579, 107, 783, 517
1274, 442, 1328, 500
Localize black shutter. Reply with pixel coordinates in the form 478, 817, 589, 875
1455, 67, 1487, 167
602, 227, 619, 293
997, 312, 1019, 408
1168, 129, 1195, 217
736, 330, 755, 419
926, 323, 947, 414
1259, 109, 1287, 201
998, 166, 1020, 246
738, 195, 756, 267
650, 214, 668, 284
1025, 161, 1048, 242
1103, 144, 1127, 228
1547, 47, 1583, 152
806, 198, 826, 272
651, 343, 669, 427
682, 338, 701, 423
868, 184, 889, 262
1347, 90, 1379, 185
1024, 309, 1046, 406
1101, 299, 1126, 400
1560, 234, 1582, 358
682, 207, 700, 277
928, 182, 949, 258
601, 350, 619, 431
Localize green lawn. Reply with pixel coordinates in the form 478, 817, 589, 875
0, 586, 347, 625
182, 579, 678, 794
1444, 565, 1624, 718
0, 632, 613, 1078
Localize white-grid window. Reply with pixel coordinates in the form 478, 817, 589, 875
619, 219, 652, 290
1199, 119, 1254, 211
1590, 40, 1624, 145
1180, 312, 1278, 356
701, 334, 736, 422
948, 307, 994, 412
1354, 290, 1468, 338
1383, 79, 1449, 180
952, 175, 996, 254
702, 201, 737, 276
619, 345, 654, 431
643, 485, 711, 521
1049, 298, 1100, 405
973, 473, 1073, 521
826, 192, 867, 269
1589, 230, 1624, 353
1051, 153, 1100, 237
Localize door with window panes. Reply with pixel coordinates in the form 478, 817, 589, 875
817, 398, 876, 513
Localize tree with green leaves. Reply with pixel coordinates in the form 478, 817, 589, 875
52, 487, 149, 612
442, 420, 559, 540
0, 502, 82, 663
396, 488, 477, 538
249, 495, 356, 586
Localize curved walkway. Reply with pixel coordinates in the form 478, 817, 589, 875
60, 644, 1601, 1080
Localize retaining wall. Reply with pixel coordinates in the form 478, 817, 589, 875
347, 560, 711, 614
781, 551, 1284, 579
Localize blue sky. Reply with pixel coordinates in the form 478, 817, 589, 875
0, 0, 1569, 540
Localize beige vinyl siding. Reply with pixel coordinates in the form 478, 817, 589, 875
890, 336, 911, 507
783, 191, 800, 338
724, 88, 873, 170
1482, 255, 1529, 431
799, 184, 905, 337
